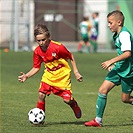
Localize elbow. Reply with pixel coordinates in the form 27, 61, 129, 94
124, 51, 131, 58
127, 52, 131, 58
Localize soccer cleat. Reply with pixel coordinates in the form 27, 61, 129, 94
84, 119, 102, 127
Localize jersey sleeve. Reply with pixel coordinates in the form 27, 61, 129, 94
119, 31, 131, 51
33, 50, 43, 68
58, 44, 72, 60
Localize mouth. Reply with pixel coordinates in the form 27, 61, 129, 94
109, 28, 113, 31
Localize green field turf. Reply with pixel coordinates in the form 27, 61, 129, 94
1, 51, 133, 133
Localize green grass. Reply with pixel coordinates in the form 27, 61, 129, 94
1, 51, 133, 133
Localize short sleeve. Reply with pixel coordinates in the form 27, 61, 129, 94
119, 31, 131, 51
58, 44, 72, 60
33, 50, 43, 68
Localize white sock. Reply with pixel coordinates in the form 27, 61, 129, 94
95, 117, 102, 125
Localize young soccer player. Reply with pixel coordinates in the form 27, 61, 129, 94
85, 10, 133, 127
18, 24, 83, 123
78, 16, 91, 53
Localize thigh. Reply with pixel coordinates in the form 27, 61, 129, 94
99, 70, 121, 94
38, 82, 52, 95
121, 77, 133, 94
99, 80, 115, 94
105, 69, 121, 86
52, 88, 73, 101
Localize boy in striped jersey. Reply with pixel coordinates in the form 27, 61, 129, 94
18, 24, 83, 122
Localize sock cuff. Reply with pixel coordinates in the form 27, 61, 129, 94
98, 92, 107, 99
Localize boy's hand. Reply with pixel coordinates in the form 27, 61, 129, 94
18, 72, 28, 83
101, 60, 112, 70
74, 72, 83, 82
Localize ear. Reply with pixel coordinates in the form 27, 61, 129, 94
46, 31, 50, 38
47, 32, 50, 38
118, 20, 122, 26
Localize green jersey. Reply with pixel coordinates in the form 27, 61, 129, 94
113, 26, 133, 78
80, 21, 88, 37
79, 21, 89, 42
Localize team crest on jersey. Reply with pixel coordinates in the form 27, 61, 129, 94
52, 52, 57, 57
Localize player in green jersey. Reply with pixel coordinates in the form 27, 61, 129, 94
85, 10, 133, 127
78, 16, 91, 53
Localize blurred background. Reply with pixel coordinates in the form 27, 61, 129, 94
0, 0, 133, 52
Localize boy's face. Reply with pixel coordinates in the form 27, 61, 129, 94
92, 13, 96, 19
107, 15, 121, 33
36, 34, 50, 51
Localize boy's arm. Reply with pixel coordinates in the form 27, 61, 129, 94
18, 67, 40, 83
70, 54, 83, 82
101, 51, 131, 70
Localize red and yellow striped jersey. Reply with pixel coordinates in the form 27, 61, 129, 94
33, 40, 72, 89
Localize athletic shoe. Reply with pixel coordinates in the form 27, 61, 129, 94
71, 104, 82, 119
84, 119, 102, 127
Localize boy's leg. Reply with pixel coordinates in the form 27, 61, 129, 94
54, 88, 82, 119
68, 99, 82, 119
121, 77, 133, 104
37, 82, 49, 112
84, 93, 107, 127
51, 82, 82, 119
78, 41, 84, 52
90, 40, 97, 52
85, 42, 90, 53
85, 80, 115, 127
37, 101, 45, 111
34, 92, 46, 126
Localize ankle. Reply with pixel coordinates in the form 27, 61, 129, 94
95, 117, 102, 125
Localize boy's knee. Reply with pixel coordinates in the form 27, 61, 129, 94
63, 99, 71, 104
38, 92, 46, 101
121, 93, 131, 103
121, 97, 129, 103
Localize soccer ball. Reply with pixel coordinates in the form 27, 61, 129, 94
28, 108, 45, 125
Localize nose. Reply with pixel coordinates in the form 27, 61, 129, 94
39, 40, 43, 45
108, 23, 110, 27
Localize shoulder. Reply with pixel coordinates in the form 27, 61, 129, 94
50, 40, 67, 52
95, 17, 99, 22
34, 45, 40, 51
80, 21, 88, 26
34, 46, 41, 54
51, 40, 61, 46
119, 31, 130, 40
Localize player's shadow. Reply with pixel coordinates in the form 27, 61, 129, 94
104, 123, 133, 127
38, 121, 133, 127
41, 121, 85, 127
104, 119, 133, 127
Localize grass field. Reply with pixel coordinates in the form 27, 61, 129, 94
1, 51, 133, 133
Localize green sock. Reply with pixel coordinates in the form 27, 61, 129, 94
96, 93, 107, 118
93, 42, 97, 52
87, 46, 90, 53
90, 40, 97, 52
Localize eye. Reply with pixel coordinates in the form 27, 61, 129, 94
37, 38, 46, 42
42, 39, 46, 41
